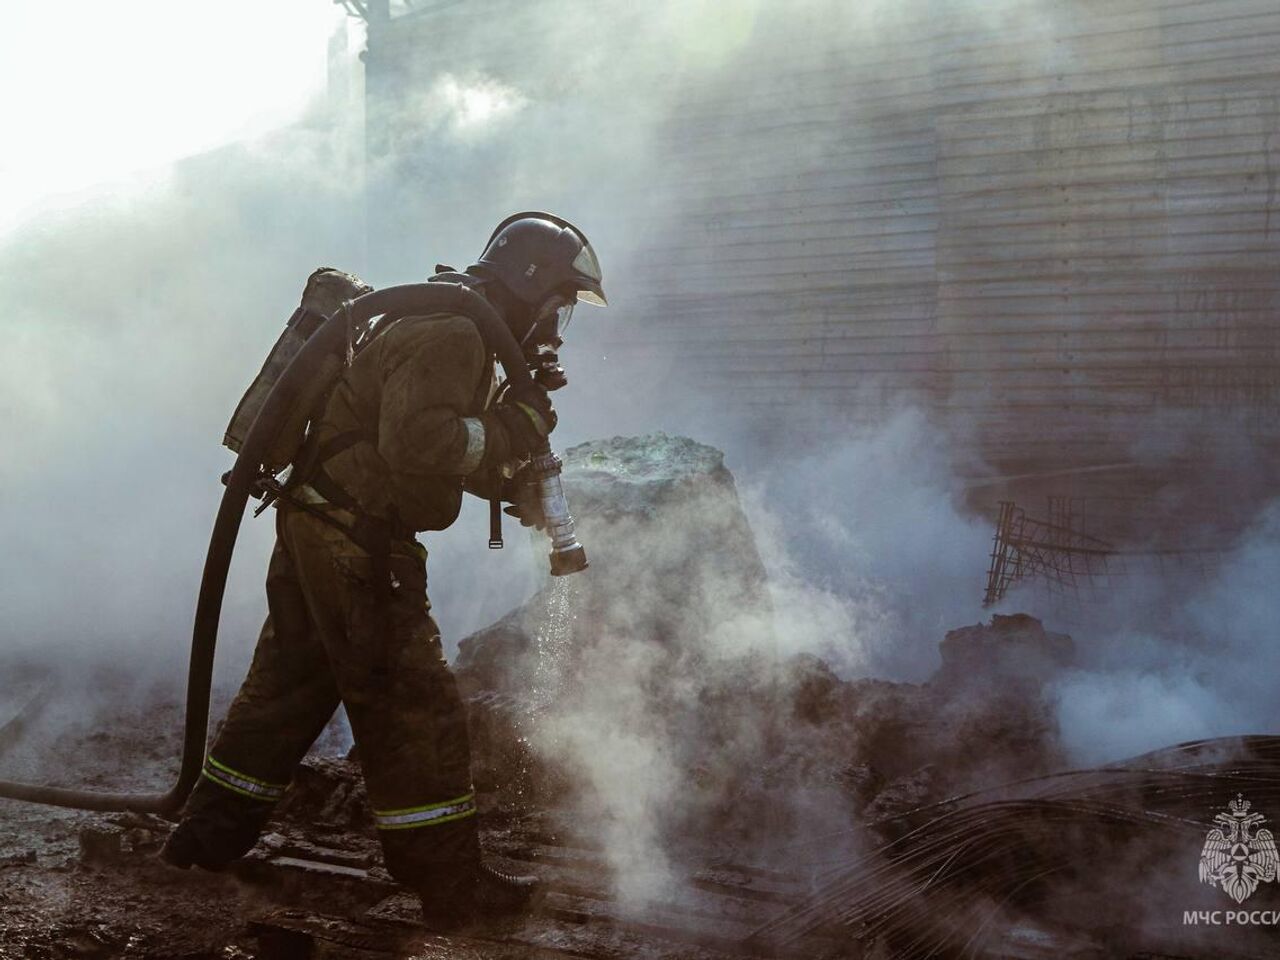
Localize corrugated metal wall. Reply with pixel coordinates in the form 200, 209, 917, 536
932, 0, 1280, 469
365, 0, 1280, 474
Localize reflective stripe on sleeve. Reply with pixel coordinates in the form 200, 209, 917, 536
201, 756, 288, 802
373, 792, 477, 830
459, 418, 486, 474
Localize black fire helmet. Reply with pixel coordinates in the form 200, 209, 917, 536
471, 212, 607, 309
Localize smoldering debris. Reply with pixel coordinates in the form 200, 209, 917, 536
455, 435, 1081, 921
752, 736, 1280, 959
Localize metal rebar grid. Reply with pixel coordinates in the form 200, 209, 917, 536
982, 498, 1223, 608
983, 500, 1119, 607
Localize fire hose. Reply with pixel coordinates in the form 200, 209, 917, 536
0, 282, 584, 813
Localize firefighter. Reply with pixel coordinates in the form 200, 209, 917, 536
161, 213, 606, 927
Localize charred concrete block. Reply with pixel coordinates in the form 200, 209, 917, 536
456, 433, 770, 697
834, 763, 885, 810
248, 908, 409, 958
817, 618, 1072, 828
785, 653, 844, 725
863, 765, 939, 823
0, 848, 36, 867
845, 678, 935, 781
465, 691, 540, 800
77, 824, 123, 865
275, 756, 373, 835
934, 613, 1074, 692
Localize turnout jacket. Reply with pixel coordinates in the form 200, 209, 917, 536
304, 312, 520, 532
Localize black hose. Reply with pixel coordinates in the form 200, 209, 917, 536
0, 282, 532, 813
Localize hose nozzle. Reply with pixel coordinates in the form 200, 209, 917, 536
528, 446, 588, 576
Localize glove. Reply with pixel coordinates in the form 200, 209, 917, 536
502, 469, 546, 530
493, 383, 557, 458
508, 381, 557, 434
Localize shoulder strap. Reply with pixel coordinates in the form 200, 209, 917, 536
291, 279, 503, 501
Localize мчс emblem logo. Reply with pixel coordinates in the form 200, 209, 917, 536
1199, 794, 1279, 904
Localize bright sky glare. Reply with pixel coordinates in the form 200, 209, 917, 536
1, 1, 349, 235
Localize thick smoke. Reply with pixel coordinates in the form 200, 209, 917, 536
1011, 501, 1280, 765
482, 426, 987, 909
1, 123, 364, 680
739, 408, 993, 681
0, 0, 997, 688
1, 1, 1275, 929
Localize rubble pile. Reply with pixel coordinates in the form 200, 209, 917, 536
456, 436, 1074, 858
778, 613, 1073, 831
456, 432, 769, 695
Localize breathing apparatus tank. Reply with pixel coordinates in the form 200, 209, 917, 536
223, 268, 372, 473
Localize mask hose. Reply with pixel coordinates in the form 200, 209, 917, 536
0, 283, 536, 812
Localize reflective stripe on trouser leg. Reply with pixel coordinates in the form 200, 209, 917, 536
373, 791, 477, 831
200, 755, 289, 802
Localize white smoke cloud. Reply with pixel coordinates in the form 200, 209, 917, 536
492, 417, 989, 907
0, 1, 345, 233
423, 74, 529, 141
0, 118, 368, 679
2, 4, 1275, 936
1045, 502, 1280, 764
737, 408, 993, 680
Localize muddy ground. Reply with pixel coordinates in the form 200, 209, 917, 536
0, 689, 817, 959
3, 616, 1271, 959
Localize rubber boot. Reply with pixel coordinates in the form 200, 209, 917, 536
158, 806, 269, 873
475, 861, 544, 916
419, 862, 544, 931
158, 822, 229, 872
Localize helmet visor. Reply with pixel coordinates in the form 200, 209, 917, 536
571, 242, 607, 305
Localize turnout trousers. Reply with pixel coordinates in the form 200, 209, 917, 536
174, 502, 479, 888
